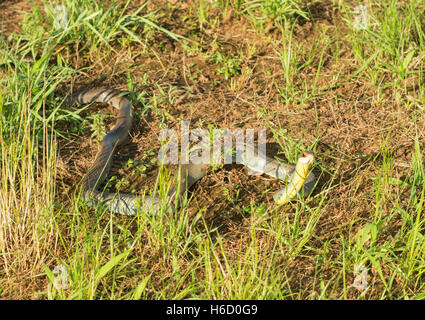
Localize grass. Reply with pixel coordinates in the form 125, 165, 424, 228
0, 0, 424, 299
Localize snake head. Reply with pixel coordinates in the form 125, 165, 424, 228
300, 151, 314, 162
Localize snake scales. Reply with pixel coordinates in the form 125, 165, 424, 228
69, 87, 315, 215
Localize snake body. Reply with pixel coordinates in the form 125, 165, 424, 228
69, 87, 315, 215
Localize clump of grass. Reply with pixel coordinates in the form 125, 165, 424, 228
87, 112, 108, 143
235, 0, 310, 28
0, 47, 66, 298
13, 0, 184, 60
343, 1, 425, 86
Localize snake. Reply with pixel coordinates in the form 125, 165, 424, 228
68, 87, 315, 216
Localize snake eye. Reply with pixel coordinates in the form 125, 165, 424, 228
302, 151, 314, 158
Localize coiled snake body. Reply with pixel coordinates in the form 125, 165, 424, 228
69, 87, 315, 215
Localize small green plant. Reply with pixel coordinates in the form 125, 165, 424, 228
198, 0, 210, 30
237, 0, 310, 26
210, 52, 241, 79
344, 1, 425, 85
115, 176, 130, 191
88, 112, 107, 143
